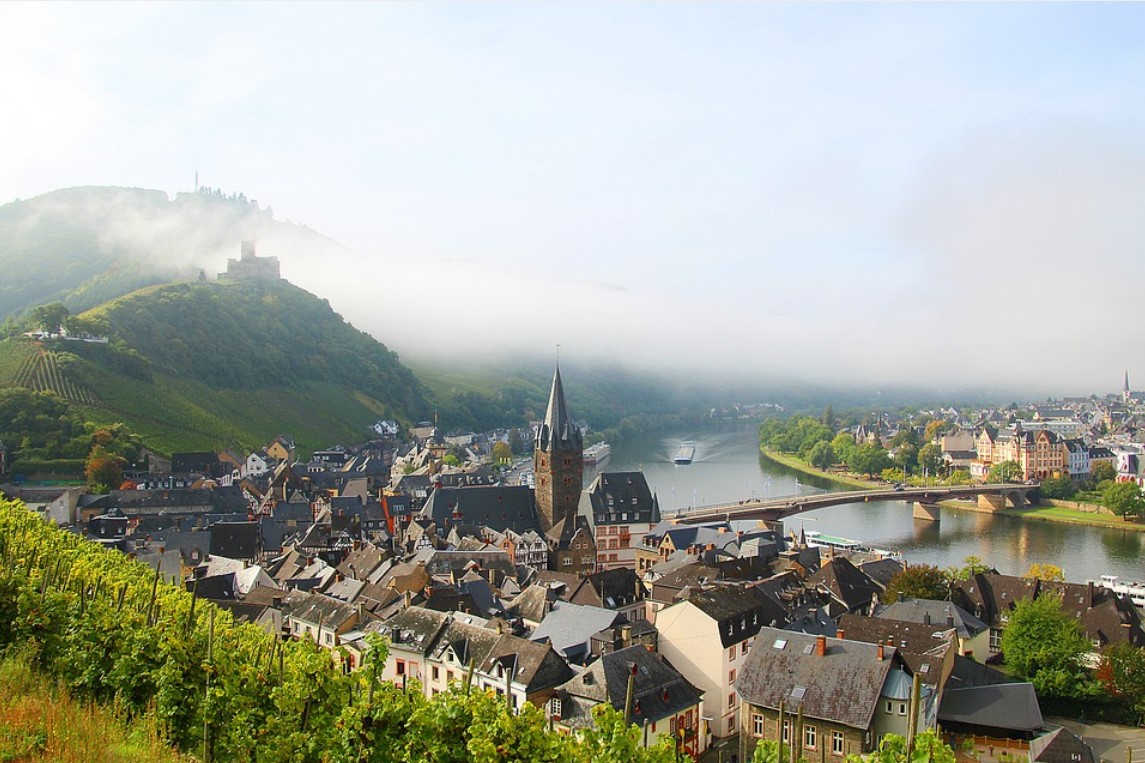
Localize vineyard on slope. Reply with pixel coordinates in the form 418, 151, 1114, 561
0, 499, 676, 763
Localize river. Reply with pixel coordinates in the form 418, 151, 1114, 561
586, 424, 1145, 584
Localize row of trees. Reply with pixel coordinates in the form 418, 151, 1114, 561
759, 415, 950, 481
0, 498, 681, 762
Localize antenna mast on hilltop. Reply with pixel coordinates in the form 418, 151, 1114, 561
194, 169, 199, 193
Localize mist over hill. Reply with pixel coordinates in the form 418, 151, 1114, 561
0, 186, 352, 320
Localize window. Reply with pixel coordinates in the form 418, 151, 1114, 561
742, 640, 751, 657
563, 557, 572, 567
989, 628, 1003, 652
898, 702, 907, 716
781, 720, 791, 744
727, 692, 736, 709
727, 646, 736, 661
324, 632, 333, 645
447, 670, 455, 683
396, 660, 406, 676
805, 725, 817, 750
432, 666, 439, 681
885, 700, 893, 713
550, 697, 562, 717
728, 669, 736, 685
752, 713, 764, 737
832, 731, 844, 756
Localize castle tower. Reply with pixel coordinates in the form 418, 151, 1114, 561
534, 365, 583, 534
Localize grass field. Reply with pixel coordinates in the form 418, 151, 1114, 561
0, 650, 188, 763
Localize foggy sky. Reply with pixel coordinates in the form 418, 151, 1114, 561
3, 2, 1144, 397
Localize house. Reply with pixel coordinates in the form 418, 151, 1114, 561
874, 598, 990, 660
281, 588, 363, 648
936, 683, 1044, 739
580, 471, 661, 570
655, 584, 769, 741
568, 567, 647, 623
266, 435, 296, 464
807, 557, 883, 617
736, 628, 917, 762
549, 645, 707, 758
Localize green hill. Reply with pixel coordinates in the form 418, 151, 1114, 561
0, 279, 426, 458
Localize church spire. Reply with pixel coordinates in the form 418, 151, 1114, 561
537, 365, 579, 451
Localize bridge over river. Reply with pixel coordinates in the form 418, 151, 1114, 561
670, 483, 1040, 524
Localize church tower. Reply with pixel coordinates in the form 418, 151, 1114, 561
1125, 370, 1131, 404
534, 365, 583, 534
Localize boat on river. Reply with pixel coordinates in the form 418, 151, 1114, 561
674, 441, 696, 464
1094, 575, 1145, 608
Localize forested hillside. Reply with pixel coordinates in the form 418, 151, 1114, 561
0, 279, 426, 460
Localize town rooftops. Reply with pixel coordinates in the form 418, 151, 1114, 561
937, 683, 1044, 733
736, 626, 902, 730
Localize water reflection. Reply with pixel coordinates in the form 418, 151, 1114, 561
601, 424, 1145, 583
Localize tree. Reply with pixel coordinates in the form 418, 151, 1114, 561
923, 419, 948, 443
883, 564, 949, 604
1103, 481, 1145, 519
1099, 641, 1145, 720
988, 460, 1022, 483
917, 443, 944, 477
441, 454, 461, 467
30, 302, 69, 335
491, 441, 512, 465
1024, 563, 1064, 582
1039, 474, 1076, 500
847, 443, 891, 478
821, 405, 834, 430
999, 592, 1098, 699
84, 445, 125, 493
892, 443, 918, 475
808, 441, 835, 471
831, 432, 856, 464
1091, 460, 1116, 484
507, 428, 526, 455
948, 555, 990, 581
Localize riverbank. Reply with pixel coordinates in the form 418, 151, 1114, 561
938, 499, 1145, 533
758, 447, 880, 490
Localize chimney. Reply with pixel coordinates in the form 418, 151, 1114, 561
272, 595, 283, 608
815, 634, 826, 657
923, 611, 931, 625
877, 641, 885, 661
357, 602, 366, 622
1088, 580, 1095, 603
836, 629, 845, 640
946, 609, 954, 628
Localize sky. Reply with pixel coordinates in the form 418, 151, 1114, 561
3, 2, 1145, 397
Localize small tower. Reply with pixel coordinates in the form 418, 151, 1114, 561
1125, 371, 1131, 404
534, 364, 583, 534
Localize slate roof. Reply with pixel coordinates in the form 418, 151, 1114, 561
281, 589, 358, 629
808, 556, 882, 614
481, 636, 573, 693
944, 654, 1015, 690
570, 567, 645, 610
836, 613, 952, 686
582, 471, 661, 526
1028, 728, 1095, 763
420, 485, 542, 535
736, 627, 902, 730
555, 645, 703, 729
937, 683, 1044, 733
683, 584, 770, 648
507, 584, 557, 624
876, 598, 989, 639
376, 606, 451, 655
530, 602, 627, 661
209, 521, 260, 559
337, 544, 388, 581
858, 558, 905, 590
